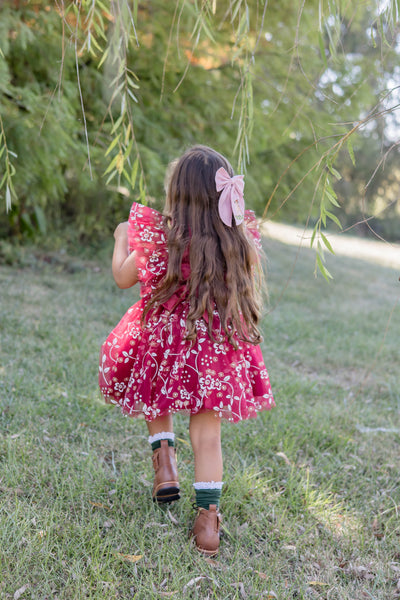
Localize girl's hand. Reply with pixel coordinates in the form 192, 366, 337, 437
113, 221, 129, 240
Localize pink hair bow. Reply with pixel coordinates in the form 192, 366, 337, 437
215, 167, 245, 227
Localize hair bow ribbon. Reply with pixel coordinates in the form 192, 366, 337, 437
215, 167, 245, 227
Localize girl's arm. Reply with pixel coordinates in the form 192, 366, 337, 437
112, 222, 139, 289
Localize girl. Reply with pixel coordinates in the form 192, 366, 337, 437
99, 145, 274, 556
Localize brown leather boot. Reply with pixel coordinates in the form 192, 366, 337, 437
152, 440, 180, 504
191, 504, 221, 556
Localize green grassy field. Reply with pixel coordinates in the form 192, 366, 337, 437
0, 236, 399, 599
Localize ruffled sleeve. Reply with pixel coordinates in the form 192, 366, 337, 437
127, 202, 168, 293
244, 209, 262, 252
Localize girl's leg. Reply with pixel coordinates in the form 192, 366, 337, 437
147, 414, 180, 504
189, 411, 223, 482
189, 411, 223, 556
146, 414, 174, 437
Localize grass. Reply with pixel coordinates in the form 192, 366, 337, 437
0, 237, 399, 599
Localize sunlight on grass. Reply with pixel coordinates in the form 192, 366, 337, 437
264, 221, 400, 270
303, 468, 361, 539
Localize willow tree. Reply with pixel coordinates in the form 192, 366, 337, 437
0, 1, 399, 276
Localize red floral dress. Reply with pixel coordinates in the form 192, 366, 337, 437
99, 202, 275, 422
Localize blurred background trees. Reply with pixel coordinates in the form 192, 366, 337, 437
0, 0, 399, 248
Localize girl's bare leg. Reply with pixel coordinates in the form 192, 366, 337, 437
189, 411, 223, 556
189, 411, 223, 482
146, 414, 174, 436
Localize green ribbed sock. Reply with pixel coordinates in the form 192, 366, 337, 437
195, 488, 222, 510
151, 439, 174, 452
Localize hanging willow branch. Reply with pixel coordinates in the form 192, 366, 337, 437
1, 0, 399, 278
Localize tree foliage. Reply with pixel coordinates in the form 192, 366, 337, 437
0, 1, 399, 273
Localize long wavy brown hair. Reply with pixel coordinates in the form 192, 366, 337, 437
143, 145, 264, 346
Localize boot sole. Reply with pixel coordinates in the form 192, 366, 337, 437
153, 486, 181, 504
194, 545, 219, 557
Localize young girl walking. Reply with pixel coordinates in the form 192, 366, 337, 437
99, 145, 275, 556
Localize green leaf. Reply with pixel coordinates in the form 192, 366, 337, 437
109, 73, 123, 89
131, 157, 139, 189
122, 168, 131, 186
111, 115, 123, 135
316, 254, 333, 281
320, 232, 335, 254
105, 134, 121, 157
90, 33, 103, 53
247, 75, 254, 123
231, 0, 241, 23
369, 25, 377, 48
96, 0, 109, 12
325, 210, 342, 229
139, 172, 144, 194
123, 139, 133, 160
5, 184, 12, 211
104, 154, 119, 176
200, 16, 215, 42
105, 169, 118, 186
347, 136, 356, 166
127, 75, 140, 90
97, 46, 110, 69
310, 225, 317, 248
236, 12, 248, 40
116, 150, 124, 174
327, 164, 341, 180
325, 193, 340, 208
127, 88, 138, 103
93, 20, 108, 42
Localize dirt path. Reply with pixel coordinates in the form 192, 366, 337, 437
262, 221, 400, 270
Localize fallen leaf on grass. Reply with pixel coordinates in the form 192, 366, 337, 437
145, 521, 168, 529
14, 585, 29, 600
275, 452, 292, 465
103, 520, 114, 529
340, 563, 375, 580
372, 517, 384, 539
253, 570, 269, 580
139, 475, 152, 488
308, 581, 329, 586
167, 508, 179, 525
114, 552, 143, 563
204, 558, 224, 569
10, 431, 25, 440
89, 501, 110, 510
182, 576, 211, 593
176, 437, 190, 446
263, 591, 278, 599
232, 582, 246, 598
184, 576, 206, 587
